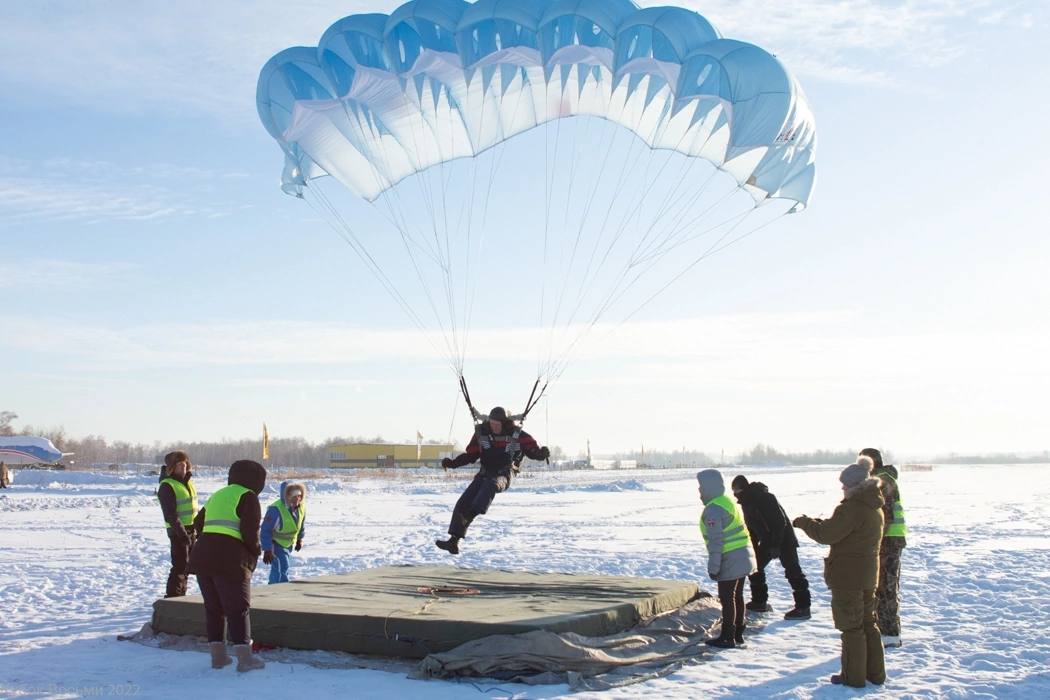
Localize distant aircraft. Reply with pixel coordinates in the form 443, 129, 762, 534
0, 436, 71, 465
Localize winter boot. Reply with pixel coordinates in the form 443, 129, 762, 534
233, 644, 265, 672
209, 642, 232, 669
745, 601, 772, 613
734, 624, 746, 647
882, 635, 902, 648
784, 607, 811, 620
435, 537, 460, 555
704, 623, 736, 649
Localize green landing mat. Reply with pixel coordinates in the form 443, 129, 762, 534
152, 565, 699, 658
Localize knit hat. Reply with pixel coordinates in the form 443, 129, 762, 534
839, 462, 869, 488
488, 406, 508, 421
731, 475, 749, 491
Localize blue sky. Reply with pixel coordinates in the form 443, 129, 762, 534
1, 1, 1047, 458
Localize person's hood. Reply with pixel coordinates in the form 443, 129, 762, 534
696, 469, 725, 503
279, 480, 306, 504
844, 477, 885, 509
874, 464, 899, 481
737, 481, 769, 504
228, 460, 267, 494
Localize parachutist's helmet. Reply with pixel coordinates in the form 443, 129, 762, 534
488, 407, 507, 421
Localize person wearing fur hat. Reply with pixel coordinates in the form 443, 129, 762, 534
157, 450, 198, 598
697, 468, 758, 649
435, 406, 550, 555
793, 458, 887, 688
0, 461, 10, 488
188, 459, 267, 672
261, 481, 306, 584
860, 447, 907, 648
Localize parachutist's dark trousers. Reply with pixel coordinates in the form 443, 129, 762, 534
748, 545, 811, 609
448, 473, 510, 538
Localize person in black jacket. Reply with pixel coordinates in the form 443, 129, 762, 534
732, 475, 812, 620
157, 450, 197, 598
435, 406, 549, 555
188, 459, 267, 672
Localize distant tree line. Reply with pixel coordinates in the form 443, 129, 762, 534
1, 411, 456, 469
931, 451, 1050, 464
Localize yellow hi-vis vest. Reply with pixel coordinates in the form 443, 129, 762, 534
700, 494, 752, 553
202, 484, 251, 541
879, 472, 908, 538
159, 477, 198, 528
270, 498, 305, 548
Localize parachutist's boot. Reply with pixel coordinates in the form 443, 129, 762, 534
435, 536, 461, 555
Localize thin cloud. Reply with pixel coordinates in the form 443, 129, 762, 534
0, 259, 135, 290
0, 155, 250, 225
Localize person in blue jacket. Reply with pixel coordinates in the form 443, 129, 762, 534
260, 481, 306, 584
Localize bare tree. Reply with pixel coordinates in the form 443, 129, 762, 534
0, 411, 17, 436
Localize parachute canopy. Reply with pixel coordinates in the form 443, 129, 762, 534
257, 0, 815, 210
255, 0, 817, 407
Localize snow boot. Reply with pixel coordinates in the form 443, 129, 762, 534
233, 644, 265, 672
784, 607, 811, 620
745, 601, 772, 613
830, 674, 844, 685
704, 623, 736, 649
209, 642, 232, 669
435, 537, 460, 555
882, 635, 902, 648
734, 624, 746, 647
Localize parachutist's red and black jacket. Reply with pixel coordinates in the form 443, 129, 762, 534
447, 422, 543, 477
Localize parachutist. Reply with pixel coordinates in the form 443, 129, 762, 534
435, 406, 549, 555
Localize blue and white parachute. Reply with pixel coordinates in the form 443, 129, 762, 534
259, 0, 814, 207
257, 0, 816, 391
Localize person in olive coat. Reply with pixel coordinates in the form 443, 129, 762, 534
793, 458, 887, 688
188, 459, 267, 672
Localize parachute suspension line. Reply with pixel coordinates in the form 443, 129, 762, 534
544, 200, 787, 387
617, 203, 784, 328
466, 79, 528, 373
403, 106, 462, 375
446, 383, 462, 446
542, 119, 700, 384
303, 183, 457, 373
543, 117, 624, 370
539, 99, 565, 376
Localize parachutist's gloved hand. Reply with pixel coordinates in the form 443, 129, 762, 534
295, 540, 302, 552
263, 550, 274, 565
536, 446, 550, 461
441, 458, 452, 471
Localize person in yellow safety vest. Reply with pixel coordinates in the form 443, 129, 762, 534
860, 447, 907, 649
697, 469, 757, 649
157, 450, 198, 597
187, 459, 267, 673
261, 481, 306, 584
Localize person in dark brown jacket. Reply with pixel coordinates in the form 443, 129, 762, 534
793, 458, 886, 688
157, 451, 197, 597
188, 459, 267, 672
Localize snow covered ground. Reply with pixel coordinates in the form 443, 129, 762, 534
1, 462, 1048, 699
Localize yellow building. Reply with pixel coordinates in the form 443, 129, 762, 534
327, 442, 457, 469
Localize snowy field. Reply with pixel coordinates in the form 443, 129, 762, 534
1, 462, 1049, 699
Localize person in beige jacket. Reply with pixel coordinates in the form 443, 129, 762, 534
794, 458, 886, 688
